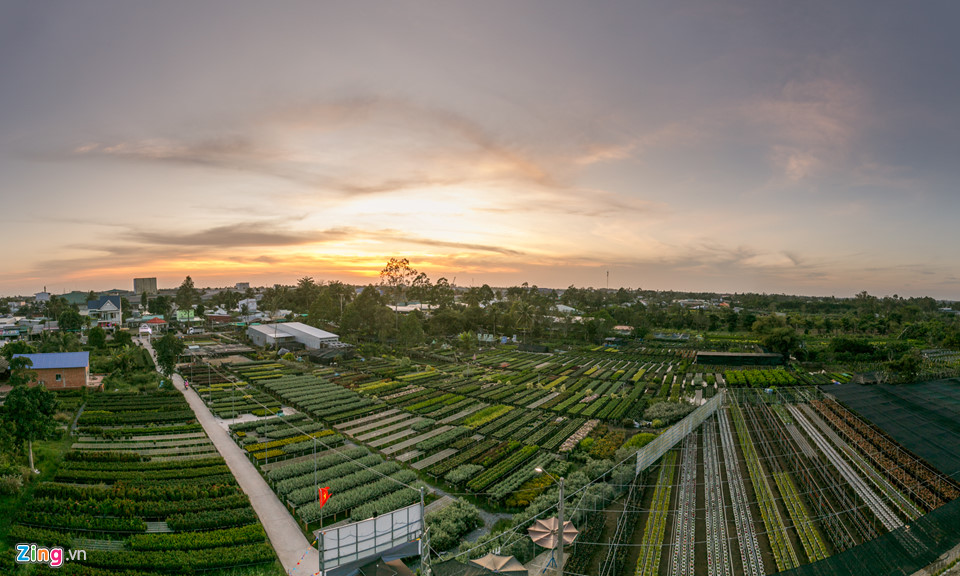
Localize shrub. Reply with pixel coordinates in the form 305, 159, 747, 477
0, 473, 24, 496
643, 401, 695, 425
426, 500, 483, 551
445, 464, 484, 485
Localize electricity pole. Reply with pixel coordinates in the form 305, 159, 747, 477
556, 476, 564, 576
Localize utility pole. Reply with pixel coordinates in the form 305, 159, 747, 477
556, 476, 564, 576
422, 527, 431, 576
420, 487, 430, 576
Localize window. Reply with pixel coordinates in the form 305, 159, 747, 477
56, 374, 62, 382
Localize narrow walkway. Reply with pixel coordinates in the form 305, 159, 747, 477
141, 337, 318, 574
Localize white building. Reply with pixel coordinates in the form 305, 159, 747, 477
87, 296, 122, 328
238, 298, 258, 313
246, 322, 339, 349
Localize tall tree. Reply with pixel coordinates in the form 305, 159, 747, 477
175, 276, 200, 310
294, 277, 321, 313
2, 340, 36, 360
379, 258, 419, 308
44, 295, 73, 321
148, 295, 172, 317
58, 308, 86, 332
154, 333, 185, 376
88, 326, 107, 349
7, 356, 38, 387
3, 382, 61, 472
399, 313, 425, 347
113, 329, 133, 348
141, 290, 150, 309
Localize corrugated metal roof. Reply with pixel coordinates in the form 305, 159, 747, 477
12, 351, 89, 369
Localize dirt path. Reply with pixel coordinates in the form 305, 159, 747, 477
142, 337, 318, 575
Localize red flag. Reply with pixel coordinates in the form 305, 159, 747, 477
318, 487, 330, 508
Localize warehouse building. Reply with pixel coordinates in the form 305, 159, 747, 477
246, 322, 339, 350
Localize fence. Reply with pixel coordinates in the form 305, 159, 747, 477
635, 390, 724, 476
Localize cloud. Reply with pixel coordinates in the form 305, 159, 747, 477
67, 97, 558, 195
744, 79, 865, 183
60, 96, 660, 222
121, 221, 330, 248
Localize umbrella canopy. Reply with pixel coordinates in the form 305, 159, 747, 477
357, 558, 415, 576
469, 553, 527, 575
528, 517, 579, 549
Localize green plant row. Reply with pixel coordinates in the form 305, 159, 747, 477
636, 451, 677, 576
22, 493, 250, 520
55, 464, 230, 484
80, 542, 275, 572
34, 479, 240, 502
274, 454, 383, 496
296, 470, 418, 522
730, 404, 798, 571
127, 524, 267, 551
773, 471, 829, 562
267, 446, 371, 482
17, 510, 147, 533
427, 439, 499, 477
467, 445, 539, 492
166, 506, 258, 531
284, 461, 402, 507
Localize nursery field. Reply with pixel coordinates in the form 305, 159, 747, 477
228, 412, 427, 531
615, 388, 960, 576
6, 389, 279, 575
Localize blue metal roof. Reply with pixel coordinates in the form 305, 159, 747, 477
12, 351, 89, 369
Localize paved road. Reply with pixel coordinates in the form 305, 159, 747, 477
142, 338, 319, 575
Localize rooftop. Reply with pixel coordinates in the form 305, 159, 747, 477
12, 351, 90, 370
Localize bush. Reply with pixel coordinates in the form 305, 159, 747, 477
444, 464, 484, 485
622, 432, 657, 450
643, 401, 696, 426
426, 500, 483, 552
0, 473, 24, 495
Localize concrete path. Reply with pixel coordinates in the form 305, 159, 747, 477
142, 337, 319, 575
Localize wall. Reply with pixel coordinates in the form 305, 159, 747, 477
34, 367, 88, 389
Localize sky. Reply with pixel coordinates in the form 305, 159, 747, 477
2, 1, 960, 298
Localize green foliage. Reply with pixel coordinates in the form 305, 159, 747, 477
444, 464, 484, 485
148, 294, 172, 317
426, 499, 483, 551
3, 384, 62, 468
622, 432, 657, 450
643, 401, 694, 425
58, 307, 86, 332
113, 329, 134, 347
154, 332, 185, 376
175, 275, 200, 310
88, 326, 108, 349
7, 356, 37, 387
167, 507, 258, 531
2, 340, 36, 360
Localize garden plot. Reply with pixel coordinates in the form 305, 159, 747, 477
8, 389, 278, 574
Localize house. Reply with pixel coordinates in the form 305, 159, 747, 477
238, 298, 258, 313
612, 325, 633, 336
247, 322, 339, 350
143, 316, 168, 333
12, 351, 90, 389
87, 295, 122, 328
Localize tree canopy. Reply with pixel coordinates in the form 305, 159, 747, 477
154, 333, 185, 376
